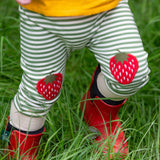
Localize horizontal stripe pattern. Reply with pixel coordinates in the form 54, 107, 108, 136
14, 5, 105, 116
14, 0, 150, 116
89, 2, 150, 96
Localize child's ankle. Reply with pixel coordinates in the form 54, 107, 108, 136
9, 101, 45, 132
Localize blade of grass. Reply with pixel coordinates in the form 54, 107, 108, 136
0, 36, 4, 73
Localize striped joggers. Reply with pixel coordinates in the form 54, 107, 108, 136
14, 0, 150, 116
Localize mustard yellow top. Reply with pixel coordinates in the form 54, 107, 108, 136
20, 0, 121, 17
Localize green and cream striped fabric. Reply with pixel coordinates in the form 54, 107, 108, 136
14, 0, 150, 116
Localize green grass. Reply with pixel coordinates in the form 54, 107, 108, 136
0, 0, 160, 159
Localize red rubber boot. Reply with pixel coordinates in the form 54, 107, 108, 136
7, 123, 45, 160
80, 66, 128, 159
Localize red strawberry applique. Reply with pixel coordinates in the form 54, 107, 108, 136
110, 50, 139, 85
37, 72, 63, 100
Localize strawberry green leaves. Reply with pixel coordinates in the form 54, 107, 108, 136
110, 51, 139, 85
37, 73, 63, 100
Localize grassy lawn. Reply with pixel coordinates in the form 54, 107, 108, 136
0, 0, 160, 159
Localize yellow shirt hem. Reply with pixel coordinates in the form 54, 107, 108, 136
21, 0, 121, 17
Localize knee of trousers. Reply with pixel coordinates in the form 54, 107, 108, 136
13, 72, 63, 117
100, 53, 150, 97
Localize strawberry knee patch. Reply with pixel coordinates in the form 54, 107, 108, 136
110, 51, 139, 85
37, 73, 63, 100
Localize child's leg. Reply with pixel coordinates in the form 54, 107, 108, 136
89, 0, 150, 99
7, 7, 69, 159
12, 8, 69, 117
82, 0, 150, 157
